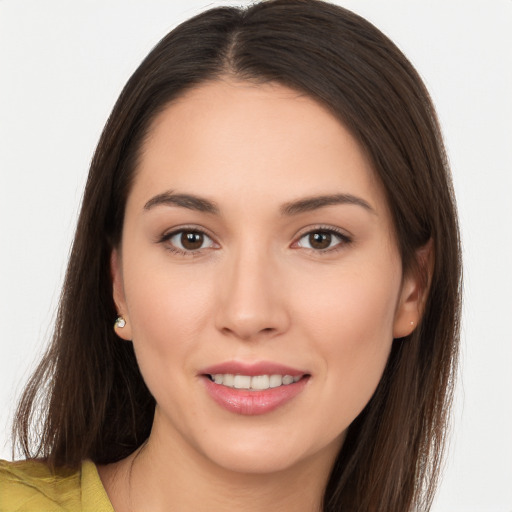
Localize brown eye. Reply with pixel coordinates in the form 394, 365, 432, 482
296, 229, 349, 252
166, 229, 215, 253
309, 232, 332, 250
181, 231, 204, 250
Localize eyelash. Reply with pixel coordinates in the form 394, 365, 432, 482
158, 226, 217, 257
293, 225, 352, 254
158, 225, 352, 256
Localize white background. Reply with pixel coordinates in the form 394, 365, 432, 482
0, 1, 511, 510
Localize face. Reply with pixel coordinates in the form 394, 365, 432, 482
112, 79, 421, 475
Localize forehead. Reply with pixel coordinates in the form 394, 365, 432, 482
131, 78, 387, 216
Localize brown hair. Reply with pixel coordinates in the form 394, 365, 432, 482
13, 1, 462, 510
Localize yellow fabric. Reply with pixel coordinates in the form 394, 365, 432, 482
0, 459, 114, 512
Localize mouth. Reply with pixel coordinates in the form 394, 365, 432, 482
200, 363, 310, 415
206, 373, 305, 390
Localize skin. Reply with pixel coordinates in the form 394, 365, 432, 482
100, 78, 423, 512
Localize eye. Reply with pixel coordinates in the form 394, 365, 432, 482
163, 229, 216, 253
295, 229, 350, 251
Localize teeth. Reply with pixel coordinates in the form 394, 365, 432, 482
233, 375, 251, 389
251, 375, 270, 390
223, 374, 234, 387
269, 374, 282, 388
209, 373, 302, 391
282, 375, 294, 385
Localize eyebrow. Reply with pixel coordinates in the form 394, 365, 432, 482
144, 191, 220, 214
143, 191, 375, 216
280, 194, 376, 216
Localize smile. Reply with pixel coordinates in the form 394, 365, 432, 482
202, 373, 309, 415
208, 374, 302, 390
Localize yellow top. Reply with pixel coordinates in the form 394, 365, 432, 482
0, 459, 113, 512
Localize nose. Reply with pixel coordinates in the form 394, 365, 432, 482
214, 244, 290, 341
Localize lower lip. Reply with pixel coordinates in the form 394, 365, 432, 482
202, 376, 309, 415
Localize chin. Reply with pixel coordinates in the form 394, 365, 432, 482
193, 426, 344, 477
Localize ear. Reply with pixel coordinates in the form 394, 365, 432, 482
111, 249, 132, 341
393, 239, 434, 339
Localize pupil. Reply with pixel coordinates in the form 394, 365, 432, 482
310, 232, 331, 250
181, 231, 203, 250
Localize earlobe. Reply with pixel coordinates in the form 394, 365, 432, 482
111, 249, 132, 341
393, 239, 434, 339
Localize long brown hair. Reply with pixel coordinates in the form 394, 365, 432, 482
13, 1, 462, 510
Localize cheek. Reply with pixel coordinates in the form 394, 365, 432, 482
125, 254, 212, 335
315, 271, 398, 346
297, 259, 401, 420
121, 259, 214, 388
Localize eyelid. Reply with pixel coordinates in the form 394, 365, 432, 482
156, 223, 351, 255
291, 225, 353, 252
158, 225, 220, 255
159, 223, 213, 239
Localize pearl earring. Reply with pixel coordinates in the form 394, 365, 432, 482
115, 316, 126, 329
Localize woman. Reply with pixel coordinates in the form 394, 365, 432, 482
0, 0, 461, 510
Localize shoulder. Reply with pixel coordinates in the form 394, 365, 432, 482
0, 459, 113, 512
0, 458, 80, 511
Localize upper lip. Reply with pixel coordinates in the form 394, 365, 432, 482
200, 361, 308, 377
